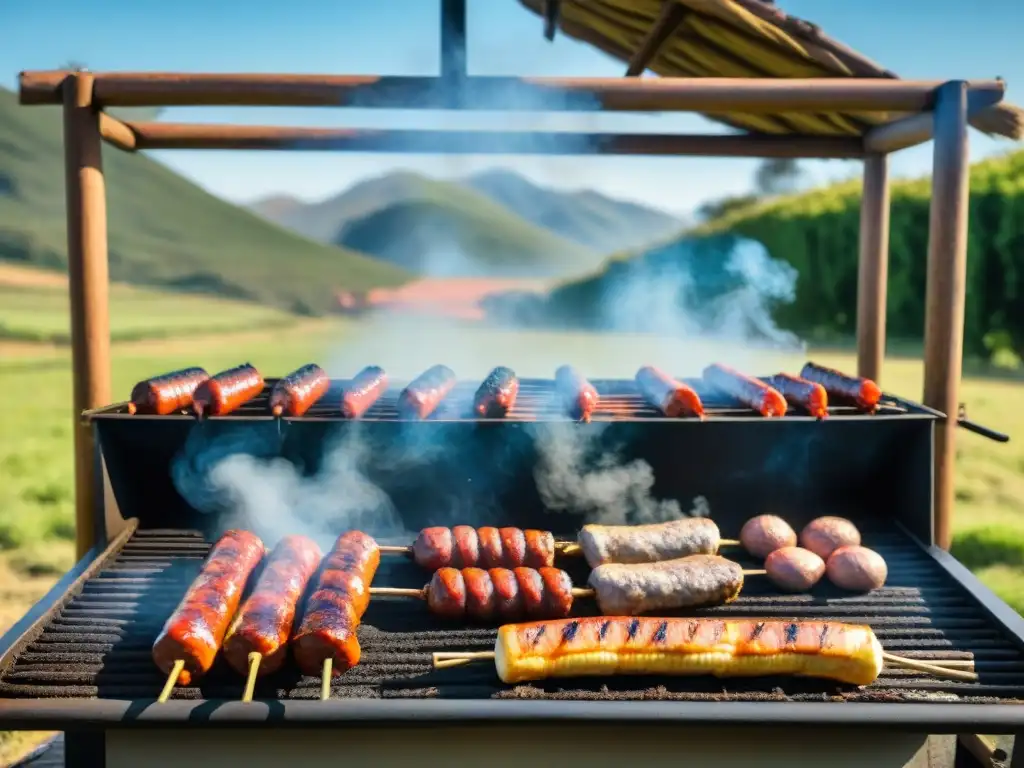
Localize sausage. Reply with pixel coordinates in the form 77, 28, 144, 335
269, 364, 329, 417
425, 566, 575, 622
587, 554, 744, 615
739, 515, 797, 559
474, 366, 520, 418
767, 373, 828, 419
192, 363, 265, 417
578, 518, 722, 569
342, 365, 389, 419
397, 364, 457, 419
799, 517, 861, 560
764, 547, 826, 592
491, 618, 883, 687
291, 531, 380, 677
703, 363, 787, 417
826, 546, 888, 592
152, 530, 265, 686
635, 365, 704, 418
128, 367, 210, 415
555, 365, 599, 422
411, 526, 556, 570
799, 362, 881, 412
222, 535, 322, 676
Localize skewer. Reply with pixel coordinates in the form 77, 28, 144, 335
271, 405, 284, 417
126, 402, 138, 415
241, 652, 261, 703
377, 539, 742, 558
157, 659, 185, 703
321, 658, 332, 701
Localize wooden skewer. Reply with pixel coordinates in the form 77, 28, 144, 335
378, 539, 742, 558
241, 652, 261, 703
126, 402, 138, 415
321, 658, 332, 701
157, 659, 185, 704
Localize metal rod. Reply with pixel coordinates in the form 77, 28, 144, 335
922, 81, 971, 552
440, 0, 467, 83
110, 122, 865, 158
17, 70, 1006, 111
855, 154, 891, 384
63, 73, 111, 560
625, 2, 688, 76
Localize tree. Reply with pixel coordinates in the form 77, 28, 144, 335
754, 158, 803, 196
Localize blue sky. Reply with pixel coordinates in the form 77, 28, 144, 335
2, 0, 1022, 215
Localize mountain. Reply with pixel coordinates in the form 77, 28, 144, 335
250, 171, 601, 278
0, 88, 408, 315
462, 169, 682, 252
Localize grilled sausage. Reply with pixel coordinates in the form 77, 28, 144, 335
397, 364, 457, 419
425, 566, 575, 622
764, 547, 826, 592
587, 554, 744, 615
128, 367, 210, 415
152, 530, 265, 686
555, 365, 599, 422
799, 362, 881, 412
578, 518, 722, 569
768, 373, 828, 419
269, 364, 329, 418
292, 531, 380, 677
411, 526, 556, 571
492, 618, 883, 687
703, 363, 787, 417
192, 363, 265, 418
739, 515, 797, 559
474, 366, 520, 418
826, 546, 888, 592
635, 365, 704, 418
800, 517, 862, 560
222, 535, 322, 676
342, 365, 389, 419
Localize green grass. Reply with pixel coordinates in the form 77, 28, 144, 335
0, 87, 409, 314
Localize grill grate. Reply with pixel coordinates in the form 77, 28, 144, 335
2, 528, 1024, 705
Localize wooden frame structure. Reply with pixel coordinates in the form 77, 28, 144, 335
16, 1, 1002, 564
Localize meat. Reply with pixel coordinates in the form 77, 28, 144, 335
128, 367, 209, 415
799, 516, 862, 560
192, 363, 265, 418
739, 515, 797, 559
397, 364, 457, 419
222, 535, 322, 676
473, 366, 520, 418
799, 362, 881, 412
269, 364, 329, 417
341, 365, 389, 419
492, 617, 883, 687
764, 547, 826, 592
635, 365, 704, 418
291, 531, 380, 677
425, 566, 575, 622
587, 554, 744, 615
411, 526, 556, 570
767, 373, 828, 419
578, 518, 722, 569
152, 530, 265, 686
703, 363, 787, 417
826, 546, 888, 592
555, 365, 599, 422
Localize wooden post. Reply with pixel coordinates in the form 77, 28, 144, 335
63, 72, 111, 558
441, 0, 467, 83
922, 81, 970, 551
855, 154, 891, 383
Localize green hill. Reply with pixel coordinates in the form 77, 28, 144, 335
0, 87, 409, 314
521, 148, 1024, 360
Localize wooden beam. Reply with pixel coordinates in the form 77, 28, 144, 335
116, 122, 865, 158
542, 0, 561, 41
17, 70, 1006, 113
863, 88, 1007, 153
440, 0, 467, 82
855, 154, 891, 384
98, 112, 137, 151
62, 73, 111, 559
922, 81, 970, 552
626, 2, 688, 77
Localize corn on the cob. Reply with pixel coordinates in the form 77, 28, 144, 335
494, 617, 883, 686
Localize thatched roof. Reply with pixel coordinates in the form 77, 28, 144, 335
518, 0, 1024, 141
